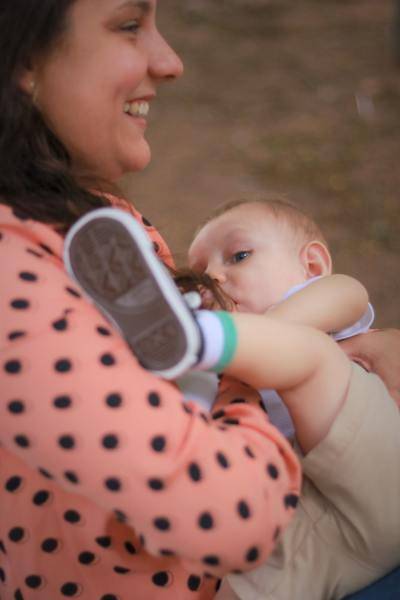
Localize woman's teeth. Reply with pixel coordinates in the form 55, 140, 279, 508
123, 101, 149, 117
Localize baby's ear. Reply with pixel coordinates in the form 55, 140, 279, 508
299, 241, 332, 278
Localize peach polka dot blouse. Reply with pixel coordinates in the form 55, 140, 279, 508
0, 199, 301, 600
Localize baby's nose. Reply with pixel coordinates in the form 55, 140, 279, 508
206, 268, 227, 285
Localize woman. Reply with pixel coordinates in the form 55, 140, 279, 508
0, 1, 301, 598
0, 2, 398, 599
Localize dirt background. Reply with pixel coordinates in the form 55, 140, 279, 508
122, 0, 400, 327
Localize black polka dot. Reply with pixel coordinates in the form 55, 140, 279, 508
97, 325, 111, 336
148, 392, 161, 407
19, 271, 37, 282
244, 445, 255, 459
148, 478, 164, 491
198, 512, 214, 530
0, 567, 5, 582
96, 536, 112, 549
65, 286, 81, 298
25, 575, 42, 589
102, 434, 119, 450
106, 393, 122, 408
32, 490, 51, 505
14, 589, 24, 600
8, 331, 26, 341
151, 435, 166, 452
114, 566, 130, 574
101, 595, 118, 600
284, 493, 299, 509
187, 574, 201, 591
159, 548, 174, 556
52, 318, 68, 332
38, 467, 53, 479
223, 418, 240, 426
152, 571, 169, 587
4, 360, 22, 374
153, 242, 160, 253
10, 299, 30, 310
54, 359, 72, 373
124, 541, 136, 554
230, 397, 246, 404
60, 582, 80, 596
64, 471, 79, 484
53, 395, 72, 409
78, 551, 96, 565
267, 463, 279, 479
26, 247, 43, 258
212, 409, 225, 420
0, 540, 6, 553
188, 462, 202, 482
105, 478, 121, 492
216, 579, 222, 592
154, 517, 170, 531
9, 527, 25, 542
237, 500, 251, 519
246, 546, 259, 562
7, 400, 25, 414
5, 476, 23, 492
64, 510, 81, 524
38, 243, 54, 255
58, 435, 75, 450
114, 509, 127, 523
202, 555, 220, 566
41, 538, 59, 553
100, 353, 116, 366
14, 435, 30, 448
216, 451, 230, 469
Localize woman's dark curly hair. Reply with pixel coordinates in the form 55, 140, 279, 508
0, 0, 110, 230
173, 268, 234, 311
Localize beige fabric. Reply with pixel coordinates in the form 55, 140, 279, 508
217, 363, 400, 600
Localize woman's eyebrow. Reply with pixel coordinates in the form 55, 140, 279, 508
116, 0, 151, 14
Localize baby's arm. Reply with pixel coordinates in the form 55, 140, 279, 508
222, 313, 351, 455
269, 274, 369, 334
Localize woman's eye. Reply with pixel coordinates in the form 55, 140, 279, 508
230, 250, 251, 264
120, 20, 140, 34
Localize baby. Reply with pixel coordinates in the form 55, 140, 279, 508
186, 197, 374, 437
64, 204, 400, 600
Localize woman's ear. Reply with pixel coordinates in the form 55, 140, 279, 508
299, 240, 332, 278
18, 68, 36, 96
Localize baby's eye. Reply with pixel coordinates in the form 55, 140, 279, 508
120, 20, 140, 34
230, 250, 252, 264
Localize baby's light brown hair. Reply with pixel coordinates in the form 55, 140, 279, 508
201, 194, 329, 251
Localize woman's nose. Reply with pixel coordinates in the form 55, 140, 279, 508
148, 30, 184, 82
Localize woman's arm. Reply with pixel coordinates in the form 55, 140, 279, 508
269, 274, 369, 334
340, 328, 400, 405
0, 222, 301, 577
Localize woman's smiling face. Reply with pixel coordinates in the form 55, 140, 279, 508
29, 0, 183, 181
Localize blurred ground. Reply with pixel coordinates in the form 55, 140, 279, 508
122, 0, 400, 327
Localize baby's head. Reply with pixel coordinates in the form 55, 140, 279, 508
188, 197, 332, 314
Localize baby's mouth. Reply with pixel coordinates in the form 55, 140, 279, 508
123, 100, 150, 117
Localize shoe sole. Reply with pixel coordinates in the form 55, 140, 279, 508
64, 208, 201, 379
